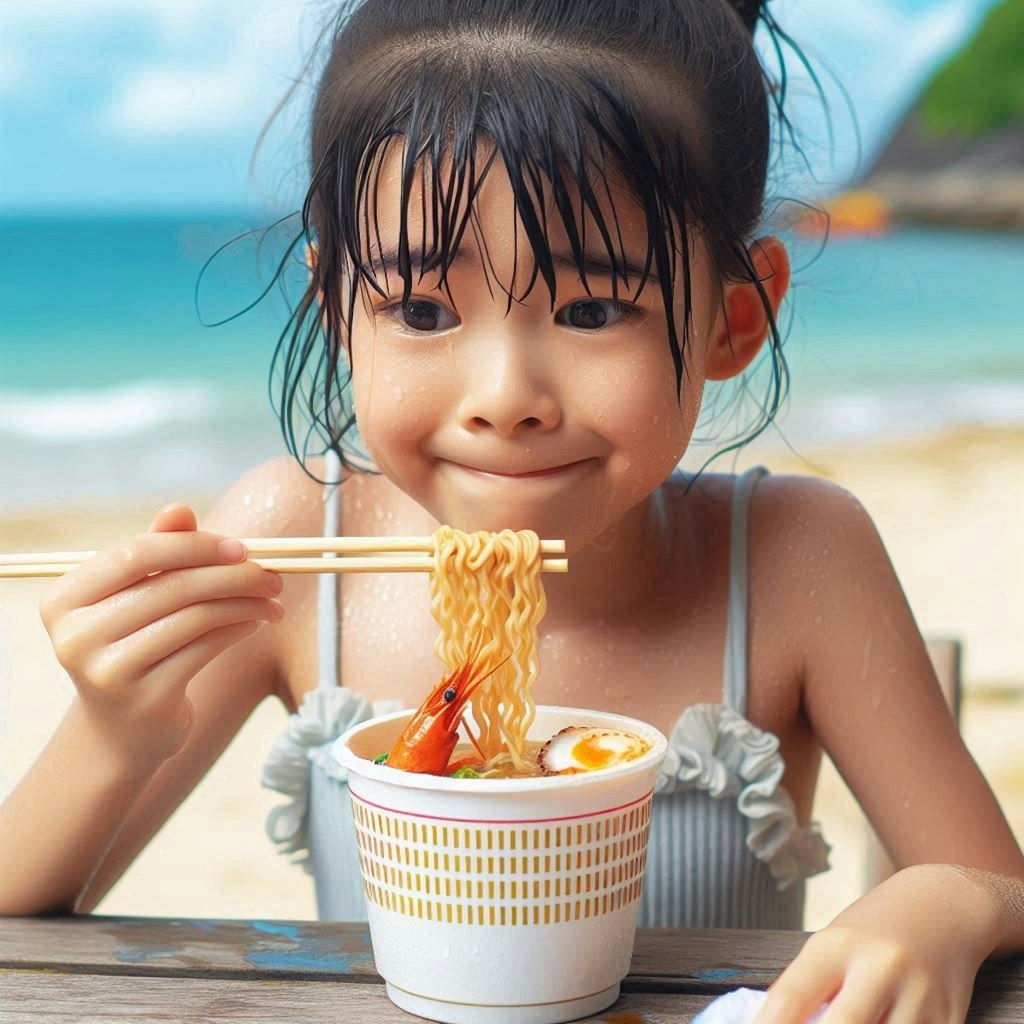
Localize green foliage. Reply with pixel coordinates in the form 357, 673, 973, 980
449, 766, 481, 779
920, 0, 1024, 138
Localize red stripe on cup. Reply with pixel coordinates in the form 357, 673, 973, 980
347, 785, 654, 825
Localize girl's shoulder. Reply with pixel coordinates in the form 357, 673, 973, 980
679, 467, 888, 642
746, 471, 880, 569
202, 454, 335, 539
675, 467, 875, 545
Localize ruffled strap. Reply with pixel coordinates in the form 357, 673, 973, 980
261, 687, 374, 870
656, 702, 831, 890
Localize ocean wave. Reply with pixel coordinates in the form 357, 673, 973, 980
776, 380, 1024, 444
0, 381, 222, 443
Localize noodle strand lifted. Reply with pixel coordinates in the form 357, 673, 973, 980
429, 527, 546, 775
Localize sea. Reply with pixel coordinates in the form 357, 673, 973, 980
1, 213, 1023, 508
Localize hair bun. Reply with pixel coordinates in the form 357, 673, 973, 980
730, 0, 765, 34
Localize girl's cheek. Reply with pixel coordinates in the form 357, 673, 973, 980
352, 344, 445, 456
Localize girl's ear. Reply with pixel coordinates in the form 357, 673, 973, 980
705, 235, 790, 382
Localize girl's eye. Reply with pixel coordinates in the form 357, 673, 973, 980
556, 299, 639, 331
383, 299, 457, 334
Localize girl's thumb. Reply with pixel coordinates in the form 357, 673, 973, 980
149, 502, 198, 533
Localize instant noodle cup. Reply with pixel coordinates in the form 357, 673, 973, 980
333, 706, 668, 1024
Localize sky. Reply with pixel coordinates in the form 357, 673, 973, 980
0, 0, 1004, 213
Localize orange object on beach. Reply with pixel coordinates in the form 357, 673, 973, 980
794, 188, 891, 238
386, 640, 509, 775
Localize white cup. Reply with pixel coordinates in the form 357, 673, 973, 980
333, 706, 668, 1024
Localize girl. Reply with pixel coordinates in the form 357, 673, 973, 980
2, 2, 1022, 1022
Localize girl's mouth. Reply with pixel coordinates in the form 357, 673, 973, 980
443, 458, 595, 480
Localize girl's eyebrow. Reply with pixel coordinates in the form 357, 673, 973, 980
368, 243, 658, 285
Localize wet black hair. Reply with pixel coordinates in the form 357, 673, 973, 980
258, 0, 824, 477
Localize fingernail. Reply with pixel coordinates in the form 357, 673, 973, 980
266, 572, 284, 595
268, 599, 285, 620
158, 502, 178, 516
218, 538, 247, 562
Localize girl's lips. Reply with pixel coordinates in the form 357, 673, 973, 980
445, 458, 594, 480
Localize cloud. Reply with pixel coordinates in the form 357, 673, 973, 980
103, 64, 253, 138
0, 0, 211, 38
0, 0, 315, 139
98, 2, 318, 140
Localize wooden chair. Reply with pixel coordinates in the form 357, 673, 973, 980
862, 637, 963, 890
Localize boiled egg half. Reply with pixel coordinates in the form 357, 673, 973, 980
537, 726, 650, 775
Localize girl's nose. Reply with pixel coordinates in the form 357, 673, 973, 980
455, 344, 562, 438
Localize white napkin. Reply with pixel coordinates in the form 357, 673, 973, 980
692, 987, 827, 1023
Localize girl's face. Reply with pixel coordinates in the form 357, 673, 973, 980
346, 148, 723, 554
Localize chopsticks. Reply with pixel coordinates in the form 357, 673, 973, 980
0, 537, 569, 579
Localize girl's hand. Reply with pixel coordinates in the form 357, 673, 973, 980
753, 865, 1001, 1024
38, 503, 285, 766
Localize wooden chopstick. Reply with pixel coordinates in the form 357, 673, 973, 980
0, 536, 569, 579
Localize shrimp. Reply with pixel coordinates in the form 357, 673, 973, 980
387, 640, 509, 775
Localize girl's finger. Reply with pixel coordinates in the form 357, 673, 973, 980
53, 530, 250, 609
753, 958, 841, 1024
815, 980, 893, 1024
98, 597, 284, 686
876, 977, 933, 1024
85, 562, 282, 644
145, 618, 268, 693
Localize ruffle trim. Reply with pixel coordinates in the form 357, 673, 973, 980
262, 693, 830, 890
656, 702, 831, 891
260, 687, 378, 872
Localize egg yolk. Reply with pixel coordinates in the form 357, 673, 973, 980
570, 735, 619, 770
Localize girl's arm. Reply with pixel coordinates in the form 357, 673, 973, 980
0, 456, 313, 916
751, 476, 1024, 1023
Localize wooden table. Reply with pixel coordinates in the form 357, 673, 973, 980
1, 916, 1021, 1022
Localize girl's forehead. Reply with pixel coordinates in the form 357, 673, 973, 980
361, 139, 655, 280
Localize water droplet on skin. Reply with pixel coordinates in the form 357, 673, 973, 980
384, 372, 394, 383
871, 691, 883, 710
652, 415, 659, 425
604, 685, 633, 700
392, 386, 404, 403
264, 497, 275, 509
243, 494, 252, 507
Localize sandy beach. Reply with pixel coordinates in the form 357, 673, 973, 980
2, 426, 1022, 930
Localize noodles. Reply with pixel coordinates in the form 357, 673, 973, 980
429, 526, 547, 775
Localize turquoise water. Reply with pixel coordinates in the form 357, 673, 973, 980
1, 213, 1022, 505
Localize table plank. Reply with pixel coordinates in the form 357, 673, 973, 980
0, 917, 799, 989
0, 917, 378, 981
1, 916, 1021, 1022
631, 928, 806, 991
0, 970, 712, 1024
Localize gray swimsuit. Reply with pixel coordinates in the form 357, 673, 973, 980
262, 454, 830, 927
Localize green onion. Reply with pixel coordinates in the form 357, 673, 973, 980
373, 753, 388, 765
449, 766, 481, 779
